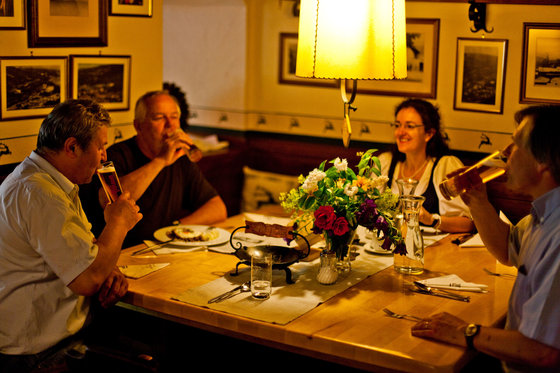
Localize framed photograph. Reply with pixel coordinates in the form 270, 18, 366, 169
70, 55, 131, 111
0, 0, 25, 29
351, 19, 440, 98
28, 0, 107, 47
278, 32, 336, 88
109, 0, 152, 17
520, 23, 560, 104
0, 56, 67, 120
453, 38, 508, 114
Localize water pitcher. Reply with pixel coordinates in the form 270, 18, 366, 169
394, 195, 425, 275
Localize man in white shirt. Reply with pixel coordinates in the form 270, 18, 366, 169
0, 100, 142, 372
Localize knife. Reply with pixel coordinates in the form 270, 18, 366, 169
413, 281, 470, 302
132, 239, 173, 256
452, 233, 475, 245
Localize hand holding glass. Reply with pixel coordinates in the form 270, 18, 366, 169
439, 150, 506, 200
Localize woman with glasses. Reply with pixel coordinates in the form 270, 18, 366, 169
379, 98, 474, 233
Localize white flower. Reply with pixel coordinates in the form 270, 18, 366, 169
334, 157, 348, 172
344, 184, 358, 198
370, 175, 389, 190
301, 168, 326, 192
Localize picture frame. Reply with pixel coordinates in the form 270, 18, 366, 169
0, 0, 25, 30
70, 55, 131, 111
109, 0, 152, 17
520, 23, 560, 104
351, 18, 440, 99
453, 37, 508, 114
0, 56, 67, 120
28, 0, 107, 47
278, 32, 336, 88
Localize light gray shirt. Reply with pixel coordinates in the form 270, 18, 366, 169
0, 151, 97, 354
505, 186, 560, 373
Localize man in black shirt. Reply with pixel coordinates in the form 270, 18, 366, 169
82, 91, 226, 247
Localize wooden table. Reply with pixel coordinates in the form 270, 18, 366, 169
117, 213, 516, 373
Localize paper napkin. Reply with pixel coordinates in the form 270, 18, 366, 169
418, 274, 488, 292
459, 233, 485, 247
119, 263, 170, 279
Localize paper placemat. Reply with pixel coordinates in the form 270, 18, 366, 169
172, 253, 393, 325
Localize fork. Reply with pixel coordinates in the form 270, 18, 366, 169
382, 308, 423, 322
483, 268, 516, 278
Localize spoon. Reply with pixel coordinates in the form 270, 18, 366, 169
208, 281, 251, 304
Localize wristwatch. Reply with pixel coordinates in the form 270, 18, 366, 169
464, 323, 481, 350
430, 213, 442, 229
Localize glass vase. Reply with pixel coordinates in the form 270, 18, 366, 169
394, 195, 425, 275
324, 229, 356, 277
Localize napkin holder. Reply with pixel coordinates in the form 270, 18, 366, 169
229, 220, 310, 284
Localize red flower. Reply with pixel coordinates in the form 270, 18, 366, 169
332, 216, 350, 236
314, 205, 336, 230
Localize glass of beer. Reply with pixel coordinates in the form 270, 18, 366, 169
186, 144, 203, 163
97, 161, 123, 203
439, 150, 507, 200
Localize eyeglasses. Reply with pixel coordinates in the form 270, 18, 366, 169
390, 121, 425, 130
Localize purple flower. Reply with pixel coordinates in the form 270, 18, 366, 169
356, 199, 379, 229
393, 241, 407, 255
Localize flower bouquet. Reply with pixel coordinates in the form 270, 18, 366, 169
280, 149, 406, 261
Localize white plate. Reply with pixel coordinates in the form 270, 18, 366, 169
364, 239, 393, 255
153, 225, 230, 247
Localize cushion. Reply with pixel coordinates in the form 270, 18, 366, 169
241, 166, 300, 212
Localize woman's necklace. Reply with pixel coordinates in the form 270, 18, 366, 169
400, 158, 429, 180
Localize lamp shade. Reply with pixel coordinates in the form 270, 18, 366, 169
296, 0, 407, 80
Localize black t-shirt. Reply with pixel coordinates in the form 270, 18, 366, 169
80, 137, 218, 248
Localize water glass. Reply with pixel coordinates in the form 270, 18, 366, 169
251, 252, 272, 300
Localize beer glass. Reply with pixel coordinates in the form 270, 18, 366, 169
97, 161, 123, 203
439, 150, 507, 200
173, 129, 202, 163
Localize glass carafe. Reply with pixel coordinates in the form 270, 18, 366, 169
394, 195, 425, 275
397, 178, 419, 197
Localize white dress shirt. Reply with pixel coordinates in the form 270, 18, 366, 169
0, 151, 97, 354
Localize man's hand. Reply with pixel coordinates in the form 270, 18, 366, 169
103, 191, 142, 231
157, 129, 194, 166
460, 183, 489, 207
411, 312, 468, 347
97, 267, 128, 308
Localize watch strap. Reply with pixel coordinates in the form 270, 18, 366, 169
465, 324, 481, 350
430, 213, 441, 228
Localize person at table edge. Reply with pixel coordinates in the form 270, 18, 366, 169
0, 100, 142, 372
378, 98, 474, 233
83, 90, 227, 247
412, 105, 560, 372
